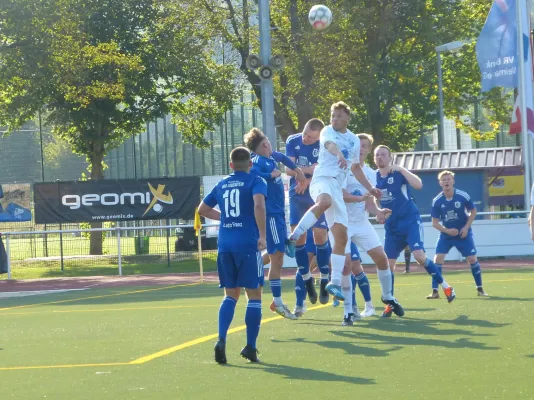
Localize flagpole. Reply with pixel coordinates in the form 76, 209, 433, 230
517, 0, 531, 209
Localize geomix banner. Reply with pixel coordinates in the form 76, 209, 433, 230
34, 177, 200, 224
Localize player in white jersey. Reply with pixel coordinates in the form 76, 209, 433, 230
332, 133, 404, 324
287, 102, 381, 300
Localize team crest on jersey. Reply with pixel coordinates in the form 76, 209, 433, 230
313, 148, 319, 157
454, 201, 461, 208
351, 189, 362, 196
341, 149, 349, 159
387, 177, 394, 184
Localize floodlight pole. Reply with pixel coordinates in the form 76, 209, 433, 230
258, 0, 277, 147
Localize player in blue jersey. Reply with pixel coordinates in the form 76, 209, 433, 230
374, 145, 456, 314
429, 170, 488, 298
198, 147, 267, 364
285, 118, 333, 315
244, 128, 306, 320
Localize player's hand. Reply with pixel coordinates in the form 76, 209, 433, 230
370, 187, 382, 199
360, 192, 372, 202
337, 153, 348, 169
295, 168, 307, 184
295, 179, 309, 195
257, 237, 267, 251
447, 228, 459, 237
460, 226, 469, 239
271, 169, 281, 178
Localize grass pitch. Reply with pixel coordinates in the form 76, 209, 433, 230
1, 267, 533, 399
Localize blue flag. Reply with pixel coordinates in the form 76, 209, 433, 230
476, 0, 518, 92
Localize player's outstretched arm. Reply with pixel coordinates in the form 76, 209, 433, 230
253, 194, 267, 251
392, 165, 423, 190
343, 189, 369, 203
198, 201, 221, 221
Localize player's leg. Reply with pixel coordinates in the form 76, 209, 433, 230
294, 230, 317, 317
380, 229, 406, 317
404, 246, 411, 273
267, 215, 297, 319
428, 252, 447, 299
214, 252, 241, 364
457, 234, 488, 296
341, 252, 355, 326
313, 225, 331, 304
239, 252, 264, 363
350, 242, 374, 316
327, 222, 349, 299
288, 191, 332, 243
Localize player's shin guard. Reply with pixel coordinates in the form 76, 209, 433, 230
295, 271, 306, 307
377, 268, 394, 300
295, 245, 311, 279
432, 264, 442, 290
218, 296, 237, 341
290, 210, 318, 241
424, 258, 450, 289
342, 274, 353, 316
355, 272, 371, 302
470, 261, 483, 287
245, 300, 262, 349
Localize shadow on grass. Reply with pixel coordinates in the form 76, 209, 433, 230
476, 295, 534, 302
231, 362, 375, 385
331, 329, 500, 351
272, 337, 402, 358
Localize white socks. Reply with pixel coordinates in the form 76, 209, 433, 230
377, 268, 394, 300
290, 210, 318, 241
330, 254, 345, 286
342, 274, 353, 316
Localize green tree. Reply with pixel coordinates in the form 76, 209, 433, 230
0, 0, 236, 254
193, 0, 510, 149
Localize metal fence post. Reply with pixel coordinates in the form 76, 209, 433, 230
59, 223, 64, 271
198, 227, 204, 283
117, 227, 122, 276
6, 234, 11, 280
166, 219, 171, 268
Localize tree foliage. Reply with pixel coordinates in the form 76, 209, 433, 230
192, 0, 511, 150
0, 0, 236, 253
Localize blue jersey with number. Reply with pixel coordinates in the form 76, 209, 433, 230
251, 153, 287, 216
376, 170, 420, 226
431, 189, 475, 232
203, 171, 267, 252
285, 133, 320, 197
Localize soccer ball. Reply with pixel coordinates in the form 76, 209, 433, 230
308, 5, 332, 31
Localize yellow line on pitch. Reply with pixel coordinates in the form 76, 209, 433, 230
0, 304, 218, 317
129, 303, 330, 365
0, 362, 128, 371
0, 282, 201, 311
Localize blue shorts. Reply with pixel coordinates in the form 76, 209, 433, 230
289, 194, 327, 229
217, 251, 263, 289
267, 214, 287, 254
384, 217, 425, 259
436, 234, 477, 257
350, 242, 361, 261
305, 228, 316, 254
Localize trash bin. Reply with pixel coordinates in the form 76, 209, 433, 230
135, 236, 150, 255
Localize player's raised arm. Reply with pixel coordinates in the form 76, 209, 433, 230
271, 151, 306, 184
392, 165, 423, 190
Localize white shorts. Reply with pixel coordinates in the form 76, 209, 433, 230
310, 176, 348, 228
347, 218, 382, 253
328, 218, 382, 254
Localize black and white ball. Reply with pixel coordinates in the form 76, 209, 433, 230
308, 5, 332, 31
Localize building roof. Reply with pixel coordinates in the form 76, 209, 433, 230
393, 147, 522, 171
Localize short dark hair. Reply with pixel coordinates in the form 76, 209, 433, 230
229, 146, 251, 170
243, 127, 266, 153
375, 144, 391, 156
305, 118, 325, 132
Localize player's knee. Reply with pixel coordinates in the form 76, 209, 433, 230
312, 228, 328, 244
467, 255, 477, 264
352, 261, 363, 275
316, 195, 332, 211
413, 250, 426, 264
245, 287, 262, 301
434, 254, 445, 264
225, 288, 240, 300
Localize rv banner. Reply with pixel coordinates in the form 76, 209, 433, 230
34, 178, 200, 224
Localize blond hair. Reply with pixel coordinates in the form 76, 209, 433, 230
438, 170, 455, 180
357, 133, 374, 145
330, 101, 351, 116
243, 127, 266, 153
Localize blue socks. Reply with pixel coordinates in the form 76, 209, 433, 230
245, 300, 262, 349
424, 258, 444, 284
316, 241, 330, 282
295, 271, 306, 307
218, 296, 237, 341
471, 261, 483, 287
432, 264, 442, 290
295, 245, 310, 276
270, 279, 282, 298
355, 272, 372, 302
